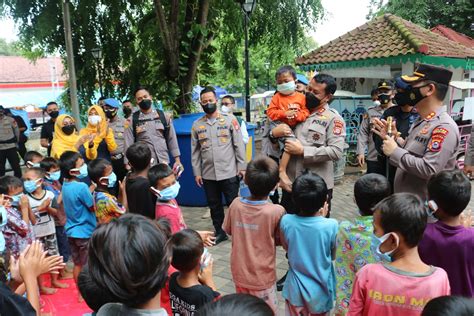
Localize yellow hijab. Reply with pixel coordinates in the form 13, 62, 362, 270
51, 114, 80, 159
79, 105, 108, 141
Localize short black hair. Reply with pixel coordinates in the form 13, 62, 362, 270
0, 176, 23, 194
421, 295, 474, 316
122, 99, 132, 104
98, 96, 106, 101
87, 158, 111, 184
148, 163, 173, 187
275, 65, 297, 80
24, 167, 45, 179
46, 101, 58, 108
427, 170, 470, 217
197, 293, 273, 316
133, 86, 149, 98
170, 229, 203, 272
221, 95, 235, 104
244, 156, 279, 198
370, 88, 378, 97
78, 265, 114, 312
126, 142, 151, 172
433, 82, 448, 101
156, 217, 172, 240
88, 214, 169, 308
354, 174, 391, 216
24, 151, 43, 163
374, 193, 427, 248
313, 73, 337, 95
40, 157, 59, 172
59, 151, 82, 179
200, 86, 217, 98
292, 171, 328, 216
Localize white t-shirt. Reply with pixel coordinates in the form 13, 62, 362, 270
27, 190, 56, 237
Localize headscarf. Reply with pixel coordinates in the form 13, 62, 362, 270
51, 114, 80, 159
79, 105, 108, 140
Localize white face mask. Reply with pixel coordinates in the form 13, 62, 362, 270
221, 105, 231, 114
373, 100, 381, 107
88, 115, 102, 126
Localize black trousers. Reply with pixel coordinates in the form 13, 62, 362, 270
203, 176, 240, 235
0, 147, 22, 178
111, 156, 127, 182
281, 188, 334, 217
367, 160, 385, 176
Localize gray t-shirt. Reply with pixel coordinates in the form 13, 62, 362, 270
97, 303, 168, 316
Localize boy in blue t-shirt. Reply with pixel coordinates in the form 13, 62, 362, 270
280, 171, 338, 315
59, 151, 96, 300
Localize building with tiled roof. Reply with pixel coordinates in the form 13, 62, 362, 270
431, 25, 474, 48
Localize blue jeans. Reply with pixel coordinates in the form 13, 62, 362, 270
55, 226, 71, 262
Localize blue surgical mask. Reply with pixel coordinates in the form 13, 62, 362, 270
100, 172, 117, 188
10, 193, 23, 207
0, 206, 6, 252
151, 182, 181, 201
371, 232, 398, 262
26, 161, 41, 168
277, 81, 296, 95
24, 179, 41, 194
72, 163, 88, 179
46, 170, 61, 182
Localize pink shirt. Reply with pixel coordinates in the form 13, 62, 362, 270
155, 200, 186, 234
348, 263, 450, 316
222, 198, 285, 290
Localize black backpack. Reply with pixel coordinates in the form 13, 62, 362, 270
132, 109, 169, 140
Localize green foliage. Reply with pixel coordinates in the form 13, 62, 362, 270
368, 0, 474, 38
1, 0, 324, 113
0, 38, 20, 55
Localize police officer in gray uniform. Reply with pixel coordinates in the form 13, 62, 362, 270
357, 80, 394, 174
376, 64, 459, 201
191, 87, 246, 244
0, 106, 21, 177
123, 87, 182, 171
272, 74, 346, 217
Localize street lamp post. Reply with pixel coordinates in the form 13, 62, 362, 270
238, 0, 256, 122
264, 62, 270, 91
91, 48, 103, 96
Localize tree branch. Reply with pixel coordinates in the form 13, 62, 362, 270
153, 0, 179, 79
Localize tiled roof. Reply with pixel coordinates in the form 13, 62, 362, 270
431, 25, 474, 48
0, 56, 66, 83
296, 14, 474, 66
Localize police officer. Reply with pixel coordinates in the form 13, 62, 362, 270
463, 128, 474, 178
375, 64, 459, 200
103, 98, 128, 182
271, 74, 346, 217
0, 106, 21, 177
191, 87, 246, 245
356, 80, 394, 174
123, 87, 182, 171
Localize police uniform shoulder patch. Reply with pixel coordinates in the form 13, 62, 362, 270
333, 120, 344, 136
428, 127, 449, 152
232, 119, 240, 131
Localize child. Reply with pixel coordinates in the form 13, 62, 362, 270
125, 142, 156, 218
0, 176, 35, 259
23, 167, 68, 293
421, 295, 474, 316
24, 150, 44, 168
88, 158, 125, 224
169, 229, 220, 314
198, 293, 274, 316
418, 170, 474, 297
59, 150, 96, 299
222, 156, 285, 313
266, 65, 309, 192
88, 214, 170, 315
348, 193, 451, 316
279, 171, 338, 315
335, 174, 391, 315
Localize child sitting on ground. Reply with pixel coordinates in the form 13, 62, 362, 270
223, 156, 285, 313
88, 158, 125, 224
24, 150, 44, 169
335, 173, 391, 315
23, 167, 68, 293
348, 193, 451, 315
418, 170, 474, 297
59, 151, 96, 300
169, 229, 220, 314
266, 65, 308, 192
280, 171, 338, 315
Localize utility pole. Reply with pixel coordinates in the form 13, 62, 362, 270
244, 13, 250, 122
62, 0, 81, 127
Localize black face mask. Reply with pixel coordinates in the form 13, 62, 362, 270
49, 110, 59, 119
202, 103, 217, 114
62, 125, 76, 135
123, 107, 132, 117
138, 99, 152, 111
305, 92, 321, 110
378, 94, 391, 105
395, 85, 428, 107
104, 109, 117, 119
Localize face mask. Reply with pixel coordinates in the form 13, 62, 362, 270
88, 115, 102, 126
396, 85, 429, 107
71, 163, 88, 179
202, 103, 217, 115
49, 110, 59, 119
378, 93, 391, 105
372, 232, 398, 259
138, 99, 152, 111
62, 125, 76, 135
305, 92, 321, 110
373, 100, 381, 107
123, 107, 132, 117
24, 179, 41, 194
221, 105, 231, 114
277, 81, 296, 95
100, 172, 117, 188
104, 109, 117, 119
151, 182, 181, 201
26, 161, 41, 169
10, 193, 23, 207
46, 170, 61, 182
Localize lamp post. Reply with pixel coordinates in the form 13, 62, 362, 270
91, 48, 103, 96
264, 62, 270, 91
237, 0, 256, 122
